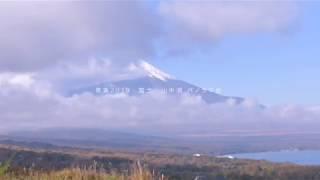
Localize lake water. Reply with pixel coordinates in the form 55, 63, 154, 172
230, 150, 320, 165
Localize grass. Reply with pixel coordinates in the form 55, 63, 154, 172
0, 161, 10, 176
0, 160, 165, 180
3, 145, 320, 180
0, 153, 15, 176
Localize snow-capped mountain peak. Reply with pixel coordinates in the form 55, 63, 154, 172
69, 60, 245, 105
138, 60, 173, 81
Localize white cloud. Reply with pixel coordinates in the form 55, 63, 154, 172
37, 58, 149, 93
159, 1, 297, 53
0, 1, 309, 136
0, 79, 320, 136
0, 1, 159, 72
0, 73, 35, 87
0, 1, 298, 72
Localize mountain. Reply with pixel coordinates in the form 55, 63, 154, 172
69, 61, 244, 104
7, 128, 174, 151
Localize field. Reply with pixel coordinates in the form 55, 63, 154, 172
1, 143, 320, 180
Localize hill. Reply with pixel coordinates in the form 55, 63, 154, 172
1, 142, 320, 180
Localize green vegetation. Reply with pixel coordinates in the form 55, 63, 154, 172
0, 160, 9, 176
0, 153, 15, 176
0, 144, 320, 180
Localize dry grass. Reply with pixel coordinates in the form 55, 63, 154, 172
4, 168, 121, 180
0, 161, 165, 180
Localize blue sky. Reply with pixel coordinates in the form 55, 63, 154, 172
3, 1, 320, 133
154, 2, 320, 105
0, 1, 318, 106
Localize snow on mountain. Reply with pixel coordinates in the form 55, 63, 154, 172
68, 60, 246, 105
138, 60, 173, 81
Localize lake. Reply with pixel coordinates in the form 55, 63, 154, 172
229, 150, 320, 165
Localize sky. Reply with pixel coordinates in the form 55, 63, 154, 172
1, 1, 320, 135
153, 1, 320, 106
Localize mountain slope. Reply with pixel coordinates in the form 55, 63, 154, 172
69, 61, 244, 104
